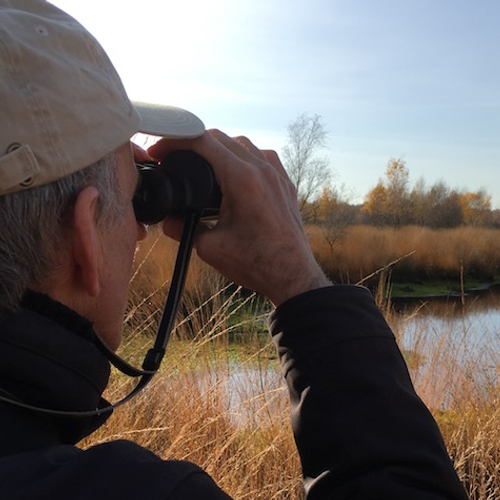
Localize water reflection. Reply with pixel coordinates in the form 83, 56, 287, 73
391, 286, 500, 409
394, 286, 500, 351
170, 361, 287, 426
171, 287, 500, 419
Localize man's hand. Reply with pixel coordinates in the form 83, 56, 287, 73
147, 130, 331, 307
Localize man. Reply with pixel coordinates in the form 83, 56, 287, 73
0, 1, 468, 499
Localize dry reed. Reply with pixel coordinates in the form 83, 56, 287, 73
82, 226, 500, 499
309, 225, 500, 283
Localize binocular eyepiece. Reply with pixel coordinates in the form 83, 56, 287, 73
133, 150, 222, 225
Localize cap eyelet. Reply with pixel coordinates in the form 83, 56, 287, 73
35, 26, 49, 36
6, 143, 22, 154
20, 177, 35, 188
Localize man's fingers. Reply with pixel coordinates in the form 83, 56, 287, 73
147, 138, 200, 161
231, 135, 267, 161
144, 131, 291, 189
132, 142, 153, 163
261, 150, 290, 179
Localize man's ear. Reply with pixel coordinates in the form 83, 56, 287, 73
71, 186, 101, 298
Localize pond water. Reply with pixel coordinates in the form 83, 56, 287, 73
221, 286, 500, 415
154, 286, 500, 422
391, 286, 500, 408
393, 285, 500, 352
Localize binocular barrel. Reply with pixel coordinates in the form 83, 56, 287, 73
133, 150, 221, 225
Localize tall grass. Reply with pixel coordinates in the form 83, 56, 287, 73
84, 274, 300, 499
82, 226, 500, 499
309, 225, 500, 283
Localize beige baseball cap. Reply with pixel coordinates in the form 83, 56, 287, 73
0, 1, 205, 196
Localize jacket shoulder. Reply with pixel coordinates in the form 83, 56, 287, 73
0, 440, 231, 499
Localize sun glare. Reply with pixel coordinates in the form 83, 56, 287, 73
51, 0, 232, 105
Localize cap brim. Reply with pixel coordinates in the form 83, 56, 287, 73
133, 101, 205, 139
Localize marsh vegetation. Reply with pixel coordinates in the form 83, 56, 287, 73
83, 226, 500, 499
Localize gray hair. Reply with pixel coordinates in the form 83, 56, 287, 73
0, 151, 124, 320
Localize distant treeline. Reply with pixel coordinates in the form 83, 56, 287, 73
303, 158, 500, 229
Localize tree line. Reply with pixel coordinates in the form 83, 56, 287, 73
283, 113, 500, 229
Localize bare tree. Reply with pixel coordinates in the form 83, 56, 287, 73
318, 186, 356, 258
282, 113, 331, 219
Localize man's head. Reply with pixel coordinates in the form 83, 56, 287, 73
0, 1, 204, 347
0, 0, 140, 340
0, 143, 144, 347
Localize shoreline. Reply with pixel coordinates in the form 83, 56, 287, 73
389, 281, 500, 300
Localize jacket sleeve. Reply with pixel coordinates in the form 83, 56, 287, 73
269, 285, 469, 500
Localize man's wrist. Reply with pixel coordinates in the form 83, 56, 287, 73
268, 270, 332, 307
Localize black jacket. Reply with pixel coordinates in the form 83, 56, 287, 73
0, 287, 468, 499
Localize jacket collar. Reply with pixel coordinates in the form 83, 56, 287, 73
0, 291, 111, 453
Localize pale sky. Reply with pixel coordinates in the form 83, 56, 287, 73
53, 0, 500, 208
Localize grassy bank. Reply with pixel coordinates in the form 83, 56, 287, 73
389, 278, 500, 298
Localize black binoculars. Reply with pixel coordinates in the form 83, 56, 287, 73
134, 150, 222, 225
